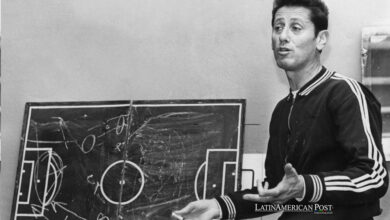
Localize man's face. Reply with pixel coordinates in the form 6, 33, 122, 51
272, 6, 319, 71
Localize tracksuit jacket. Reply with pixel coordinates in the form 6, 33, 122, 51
215, 66, 389, 220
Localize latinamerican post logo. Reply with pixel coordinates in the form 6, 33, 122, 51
313, 204, 333, 214
255, 203, 333, 214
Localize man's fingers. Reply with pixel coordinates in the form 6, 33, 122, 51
245, 165, 300, 204
259, 187, 281, 197
257, 179, 264, 196
243, 193, 276, 203
171, 212, 184, 220
264, 181, 269, 190
256, 179, 281, 197
175, 203, 195, 215
257, 179, 271, 196
243, 193, 289, 205
284, 163, 298, 177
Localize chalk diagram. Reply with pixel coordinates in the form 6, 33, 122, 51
11, 101, 245, 220
100, 160, 145, 205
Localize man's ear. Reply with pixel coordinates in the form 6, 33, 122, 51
316, 30, 329, 51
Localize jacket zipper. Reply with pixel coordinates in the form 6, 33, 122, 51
285, 94, 296, 164
288, 95, 296, 132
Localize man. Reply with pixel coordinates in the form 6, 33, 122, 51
175, 0, 389, 219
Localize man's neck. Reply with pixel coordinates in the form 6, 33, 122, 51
285, 62, 322, 91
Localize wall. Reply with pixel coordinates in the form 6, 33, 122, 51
1, 0, 390, 219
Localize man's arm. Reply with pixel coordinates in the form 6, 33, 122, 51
300, 76, 389, 205
243, 77, 388, 207
215, 164, 304, 219
175, 178, 288, 220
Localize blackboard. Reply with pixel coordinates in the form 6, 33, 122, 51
11, 100, 245, 220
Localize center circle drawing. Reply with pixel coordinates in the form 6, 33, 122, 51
100, 160, 145, 205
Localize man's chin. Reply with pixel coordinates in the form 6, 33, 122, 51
276, 61, 297, 71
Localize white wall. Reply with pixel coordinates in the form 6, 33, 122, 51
1, 0, 390, 219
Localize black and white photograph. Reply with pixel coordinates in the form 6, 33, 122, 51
0, 0, 390, 220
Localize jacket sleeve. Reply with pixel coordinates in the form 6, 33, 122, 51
299, 78, 388, 205
214, 183, 276, 219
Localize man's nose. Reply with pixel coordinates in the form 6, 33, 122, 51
279, 28, 290, 42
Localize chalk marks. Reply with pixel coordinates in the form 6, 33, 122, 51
81, 134, 96, 154
100, 160, 145, 205
33, 151, 64, 207
12, 100, 245, 220
194, 162, 206, 200
27, 113, 131, 155
115, 115, 126, 135
97, 213, 110, 220
193, 149, 238, 200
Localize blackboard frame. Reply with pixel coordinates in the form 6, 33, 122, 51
11, 99, 246, 220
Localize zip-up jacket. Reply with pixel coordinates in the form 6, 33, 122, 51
215, 67, 388, 220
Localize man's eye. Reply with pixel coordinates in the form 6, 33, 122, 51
274, 25, 283, 32
291, 25, 302, 32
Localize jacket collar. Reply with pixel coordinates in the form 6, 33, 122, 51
288, 66, 335, 97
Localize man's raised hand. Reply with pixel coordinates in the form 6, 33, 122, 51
243, 163, 304, 204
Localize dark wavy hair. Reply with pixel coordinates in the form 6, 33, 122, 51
272, 0, 329, 36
